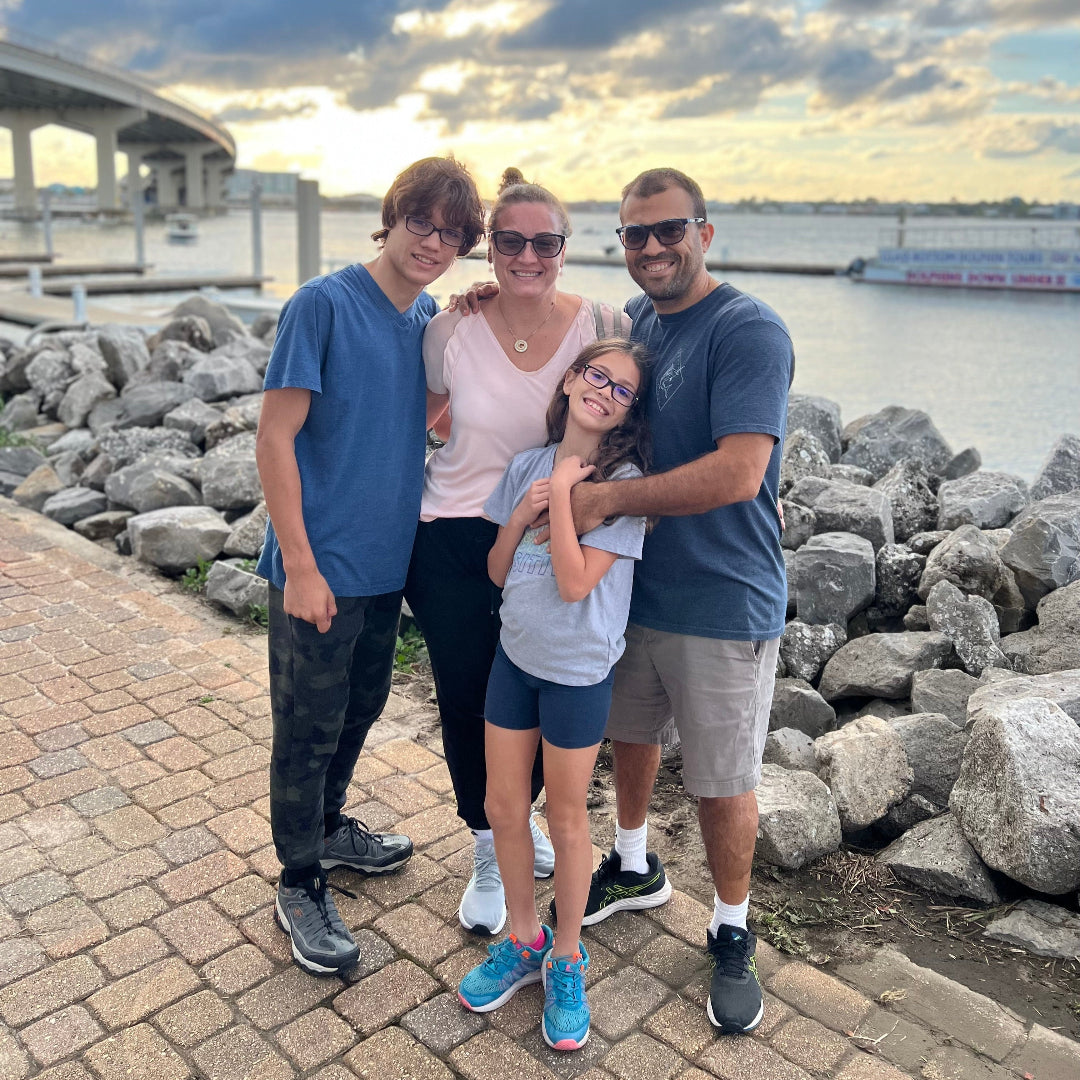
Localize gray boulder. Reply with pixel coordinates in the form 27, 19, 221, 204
769, 678, 836, 737
907, 530, 950, 556
117, 381, 198, 429
826, 463, 874, 486
783, 549, 796, 617
25, 347, 75, 411
910, 668, 981, 727
223, 503, 268, 558
47, 428, 96, 460
0, 391, 42, 431
779, 620, 846, 684
943, 447, 982, 480
754, 765, 842, 868
162, 397, 223, 445
890, 713, 968, 805
779, 499, 815, 550
878, 814, 1001, 906
212, 336, 272, 378
991, 566, 1028, 635
780, 430, 831, 495
148, 339, 205, 376
127, 506, 231, 574
818, 632, 953, 701
787, 395, 842, 463
1030, 434, 1080, 501
49, 450, 85, 487
1001, 580, 1080, 675
203, 398, 262, 449
97, 325, 150, 388
875, 544, 925, 616
925, 579, 1008, 676
903, 605, 929, 631
0, 446, 48, 490
57, 371, 116, 429
86, 397, 126, 435
40, 486, 108, 525
999, 492, 1080, 608
251, 311, 278, 342
147, 314, 213, 353
918, 524, 1007, 602
183, 354, 263, 402
73, 510, 134, 542
105, 465, 201, 514
815, 715, 912, 830
881, 794, 940, 836
811, 482, 894, 551
874, 460, 938, 542
169, 295, 247, 348
201, 451, 262, 511
984, 900, 1080, 959
965, 670, 1080, 729
205, 559, 269, 617
762, 728, 818, 772
840, 405, 953, 481
795, 532, 875, 626
11, 464, 65, 511
937, 471, 1029, 531
950, 696, 1080, 894
96, 427, 200, 469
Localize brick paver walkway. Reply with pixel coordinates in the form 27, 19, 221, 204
0, 499, 1077, 1080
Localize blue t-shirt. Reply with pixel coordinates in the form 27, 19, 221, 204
626, 284, 793, 640
256, 264, 437, 596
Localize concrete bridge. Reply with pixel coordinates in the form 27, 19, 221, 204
0, 29, 235, 216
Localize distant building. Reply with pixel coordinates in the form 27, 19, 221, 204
226, 169, 298, 204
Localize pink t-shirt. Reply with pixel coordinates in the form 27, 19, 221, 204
421, 297, 627, 521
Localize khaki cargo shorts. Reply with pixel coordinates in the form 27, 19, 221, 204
607, 624, 779, 798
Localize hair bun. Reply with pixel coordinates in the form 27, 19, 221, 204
498, 167, 526, 193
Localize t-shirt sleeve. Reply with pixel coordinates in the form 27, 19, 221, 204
262, 283, 329, 394
709, 319, 793, 444
580, 466, 645, 560
482, 457, 522, 527
422, 309, 463, 395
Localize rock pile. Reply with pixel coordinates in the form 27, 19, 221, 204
0, 296, 276, 617
762, 397, 1080, 957
2, 317, 1079, 957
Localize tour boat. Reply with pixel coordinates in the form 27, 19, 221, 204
166, 213, 198, 242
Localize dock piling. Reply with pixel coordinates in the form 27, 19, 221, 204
72, 283, 87, 322
28, 265, 43, 297
297, 178, 320, 285
41, 190, 54, 257
251, 179, 263, 280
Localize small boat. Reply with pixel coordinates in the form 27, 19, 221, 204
850, 224, 1080, 292
166, 213, 198, 242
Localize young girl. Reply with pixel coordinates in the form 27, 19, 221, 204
457, 338, 651, 1051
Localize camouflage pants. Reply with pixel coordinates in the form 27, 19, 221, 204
267, 584, 401, 870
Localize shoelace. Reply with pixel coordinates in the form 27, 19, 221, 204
483, 933, 533, 972
546, 954, 586, 1005
343, 816, 382, 851
300, 874, 357, 935
709, 931, 751, 978
472, 845, 501, 892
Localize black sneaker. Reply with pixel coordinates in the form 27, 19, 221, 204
706, 924, 763, 1033
551, 849, 672, 927
321, 815, 413, 875
276, 871, 359, 974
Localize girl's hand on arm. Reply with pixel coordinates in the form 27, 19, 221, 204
255, 388, 337, 633
488, 481, 549, 586
509, 478, 550, 530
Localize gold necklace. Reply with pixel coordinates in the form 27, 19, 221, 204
500, 298, 556, 353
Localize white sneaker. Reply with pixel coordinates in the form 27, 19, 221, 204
531, 813, 555, 879
458, 842, 506, 936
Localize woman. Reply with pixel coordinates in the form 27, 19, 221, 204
403, 168, 629, 935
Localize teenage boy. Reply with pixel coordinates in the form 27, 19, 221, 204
255, 157, 485, 974
568, 168, 793, 1034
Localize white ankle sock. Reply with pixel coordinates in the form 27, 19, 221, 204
710, 892, 749, 934
614, 822, 648, 875
472, 828, 494, 852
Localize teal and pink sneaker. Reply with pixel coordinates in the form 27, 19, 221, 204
458, 926, 553, 1012
541, 944, 590, 1050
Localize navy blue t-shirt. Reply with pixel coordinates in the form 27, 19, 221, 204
256, 264, 437, 597
626, 284, 793, 640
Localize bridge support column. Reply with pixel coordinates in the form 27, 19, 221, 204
181, 146, 208, 209
204, 160, 230, 208
61, 108, 145, 211
153, 164, 181, 209
0, 112, 49, 216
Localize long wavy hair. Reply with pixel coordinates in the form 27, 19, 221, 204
545, 339, 652, 481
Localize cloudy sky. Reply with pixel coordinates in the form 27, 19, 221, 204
3, 0, 1078, 201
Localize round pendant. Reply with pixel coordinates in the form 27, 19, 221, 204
514, 339, 528, 353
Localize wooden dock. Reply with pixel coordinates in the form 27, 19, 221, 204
0, 262, 148, 279
0, 253, 54, 265
0, 292, 162, 328
41, 274, 269, 296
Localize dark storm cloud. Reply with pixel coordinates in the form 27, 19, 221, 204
815, 47, 895, 105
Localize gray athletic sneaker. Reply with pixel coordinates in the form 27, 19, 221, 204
321, 815, 413, 875
531, 813, 555, 879
275, 872, 359, 974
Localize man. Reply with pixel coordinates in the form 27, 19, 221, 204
569, 168, 793, 1033
255, 157, 484, 974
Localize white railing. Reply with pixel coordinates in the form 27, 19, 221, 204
878, 224, 1080, 250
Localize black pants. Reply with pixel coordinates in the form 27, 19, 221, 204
404, 517, 543, 830
267, 584, 401, 869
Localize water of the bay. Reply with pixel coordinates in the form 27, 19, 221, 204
2, 208, 1076, 480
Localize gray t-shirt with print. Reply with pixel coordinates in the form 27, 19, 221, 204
484, 444, 645, 686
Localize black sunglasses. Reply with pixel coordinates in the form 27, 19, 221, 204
616, 217, 706, 250
405, 215, 468, 248
490, 230, 566, 258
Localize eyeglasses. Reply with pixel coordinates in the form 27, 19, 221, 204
490, 230, 566, 258
615, 217, 706, 250
581, 363, 638, 408
404, 215, 468, 248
